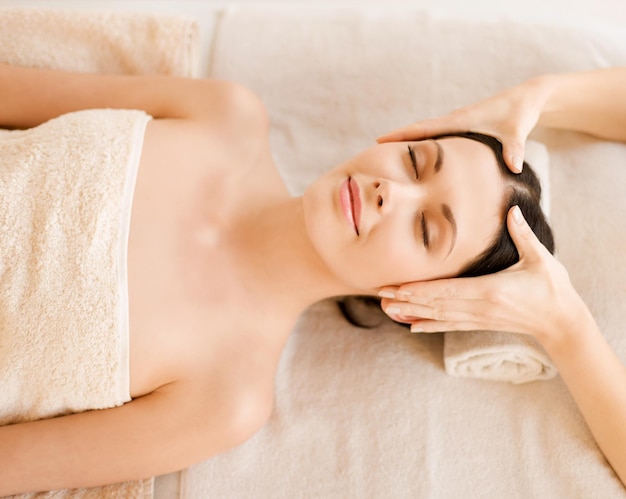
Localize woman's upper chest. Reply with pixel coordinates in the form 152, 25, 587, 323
125, 119, 288, 397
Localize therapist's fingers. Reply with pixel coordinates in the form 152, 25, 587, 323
382, 292, 493, 333
501, 137, 526, 174
380, 273, 492, 304
407, 319, 502, 334
383, 297, 495, 323
507, 205, 552, 263
378, 119, 525, 174
382, 299, 511, 333
376, 113, 465, 143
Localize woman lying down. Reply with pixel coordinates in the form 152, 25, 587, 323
0, 63, 624, 494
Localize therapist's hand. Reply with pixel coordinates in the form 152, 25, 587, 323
379, 206, 591, 348
377, 77, 554, 174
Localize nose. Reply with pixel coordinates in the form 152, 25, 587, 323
374, 178, 424, 214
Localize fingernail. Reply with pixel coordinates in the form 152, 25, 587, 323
378, 290, 395, 299
513, 205, 524, 225
385, 307, 401, 315
512, 155, 523, 173
410, 326, 424, 333
397, 290, 412, 297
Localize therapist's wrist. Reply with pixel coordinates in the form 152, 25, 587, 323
538, 295, 599, 355
521, 74, 558, 126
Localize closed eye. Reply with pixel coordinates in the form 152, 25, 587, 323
420, 212, 430, 249
408, 145, 419, 179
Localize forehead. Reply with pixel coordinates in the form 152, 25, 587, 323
430, 137, 506, 273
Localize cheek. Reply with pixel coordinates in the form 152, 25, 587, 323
360, 229, 471, 287
354, 231, 427, 287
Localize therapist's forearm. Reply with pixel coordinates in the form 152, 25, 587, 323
544, 309, 626, 487
533, 67, 626, 142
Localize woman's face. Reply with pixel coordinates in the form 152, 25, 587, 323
302, 137, 506, 293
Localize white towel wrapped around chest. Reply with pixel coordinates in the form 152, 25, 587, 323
0, 109, 151, 425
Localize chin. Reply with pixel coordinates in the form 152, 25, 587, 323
301, 186, 336, 262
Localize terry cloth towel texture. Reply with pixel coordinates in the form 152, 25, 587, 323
443, 330, 557, 384
0, 7, 199, 498
0, 109, 151, 496
0, 8, 200, 77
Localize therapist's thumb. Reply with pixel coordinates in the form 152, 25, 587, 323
507, 205, 546, 262
501, 140, 525, 174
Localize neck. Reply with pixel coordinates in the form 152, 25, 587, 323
230, 196, 365, 317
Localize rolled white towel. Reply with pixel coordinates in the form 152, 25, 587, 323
444, 331, 558, 384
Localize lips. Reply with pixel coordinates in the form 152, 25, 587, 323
340, 177, 361, 235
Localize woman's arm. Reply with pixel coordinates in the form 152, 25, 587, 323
377, 67, 626, 172
379, 207, 626, 486
0, 63, 264, 128
0, 379, 266, 495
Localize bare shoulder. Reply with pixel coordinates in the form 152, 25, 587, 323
206, 82, 270, 169
151, 373, 273, 451
177, 370, 274, 445
207, 80, 269, 134
165, 80, 268, 141
141, 81, 270, 170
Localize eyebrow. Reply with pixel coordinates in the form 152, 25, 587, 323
429, 140, 456, 257
419, 140, 456, 256
432, 140, 444, 173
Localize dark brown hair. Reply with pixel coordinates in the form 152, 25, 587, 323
338, 132, 555, 328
